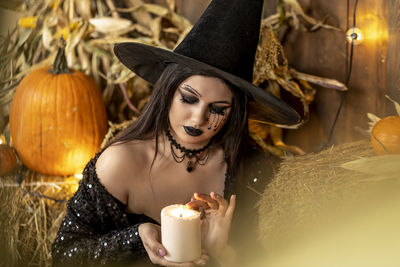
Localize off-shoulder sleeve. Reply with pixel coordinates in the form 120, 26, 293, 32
51, 156, 151, 266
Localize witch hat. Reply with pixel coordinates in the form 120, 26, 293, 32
114, 0, 301, 126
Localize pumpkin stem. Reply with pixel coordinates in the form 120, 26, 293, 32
49, 36, 72, 74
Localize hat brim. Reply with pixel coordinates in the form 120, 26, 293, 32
114, 42, 301, 126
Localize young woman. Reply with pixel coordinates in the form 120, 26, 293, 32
52, 0, 300, 266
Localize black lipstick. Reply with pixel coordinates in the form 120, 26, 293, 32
183, 126, 203, 136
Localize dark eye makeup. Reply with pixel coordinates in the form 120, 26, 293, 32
179, 89, 229, 115
209, 105, 226, 115
180, 93, 198, 104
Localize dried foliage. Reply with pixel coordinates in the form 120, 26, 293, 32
265, 0, 341, 32
250, 17, 346, 156
0, 0, 192, 133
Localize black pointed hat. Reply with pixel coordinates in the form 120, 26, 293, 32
114, 0, 301, 125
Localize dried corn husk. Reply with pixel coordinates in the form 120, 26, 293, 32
89, 17, 132, 34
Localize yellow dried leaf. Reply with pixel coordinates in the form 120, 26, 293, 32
51, 0, 60, 10
70, 21, 80, 31
54, 27, 69, 40
54, 22, 80, 40
18, 16, 38, 29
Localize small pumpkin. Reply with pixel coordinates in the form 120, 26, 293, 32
0, 144, 17, 175
9, 38, 108, 176
370, 116, 400, 155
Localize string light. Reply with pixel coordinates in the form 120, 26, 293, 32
324, 0, 359, 147
346, 27, 364, 45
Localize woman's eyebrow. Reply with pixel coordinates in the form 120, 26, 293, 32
212, 100, 231, 105
181, 84, 202, 97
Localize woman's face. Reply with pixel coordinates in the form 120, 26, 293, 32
168, 75, 233, 148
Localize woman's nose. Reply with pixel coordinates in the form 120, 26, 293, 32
191, 106, 208, 127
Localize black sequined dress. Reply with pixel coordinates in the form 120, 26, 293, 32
52, 145, 275, 266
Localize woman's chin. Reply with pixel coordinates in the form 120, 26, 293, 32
178, 135, 211, 148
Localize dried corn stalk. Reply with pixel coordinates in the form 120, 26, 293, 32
0, 0, 191, 132
250, 12, 346, 156
265, 0, 341, 32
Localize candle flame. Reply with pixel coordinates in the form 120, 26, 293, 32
179, 205, 184, 217
168, 205, 198, 218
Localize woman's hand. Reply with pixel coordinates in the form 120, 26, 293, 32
187, 192, 236, 266
138, 223, 209, 266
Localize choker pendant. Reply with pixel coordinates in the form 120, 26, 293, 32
166, 130, 212, 173
186, 157, 194, 172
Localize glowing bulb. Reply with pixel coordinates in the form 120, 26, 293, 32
346, 27, 364, 45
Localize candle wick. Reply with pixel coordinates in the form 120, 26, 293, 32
180, 213, 182, 218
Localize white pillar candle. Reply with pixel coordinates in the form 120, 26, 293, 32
161, 204, 201, 262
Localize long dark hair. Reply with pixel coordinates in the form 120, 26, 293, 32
106, 63, 249, 177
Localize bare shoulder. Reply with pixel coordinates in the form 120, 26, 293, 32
95, 139, 154, 205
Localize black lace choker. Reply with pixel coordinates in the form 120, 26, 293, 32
166, 130, 212, 172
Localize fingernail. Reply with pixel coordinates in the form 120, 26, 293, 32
159, 248, 166, 256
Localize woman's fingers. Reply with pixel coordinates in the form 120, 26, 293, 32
140, 225, 167, 263
193, 250, 210, 266
155, 257, 195, 267
186, 199, 209, 210
210, 192, 228, 212
194, 193, 219, 209
139, 223, 171, 266
139, 223, 208, 266
144, 242, 196, 267
225, 194, 236, 221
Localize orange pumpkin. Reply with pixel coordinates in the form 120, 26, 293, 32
370, 116, 400, 155
0, 144, 17, 175
9, 39, 108, 176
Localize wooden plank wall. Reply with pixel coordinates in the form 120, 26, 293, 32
282, 0, 390, 152
387, 0, 400, 115
152, 0, 397, 153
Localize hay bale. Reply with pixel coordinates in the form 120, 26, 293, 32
0, 119, 133, 266
258, 140, 399, 254
0, 167, 78, 266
